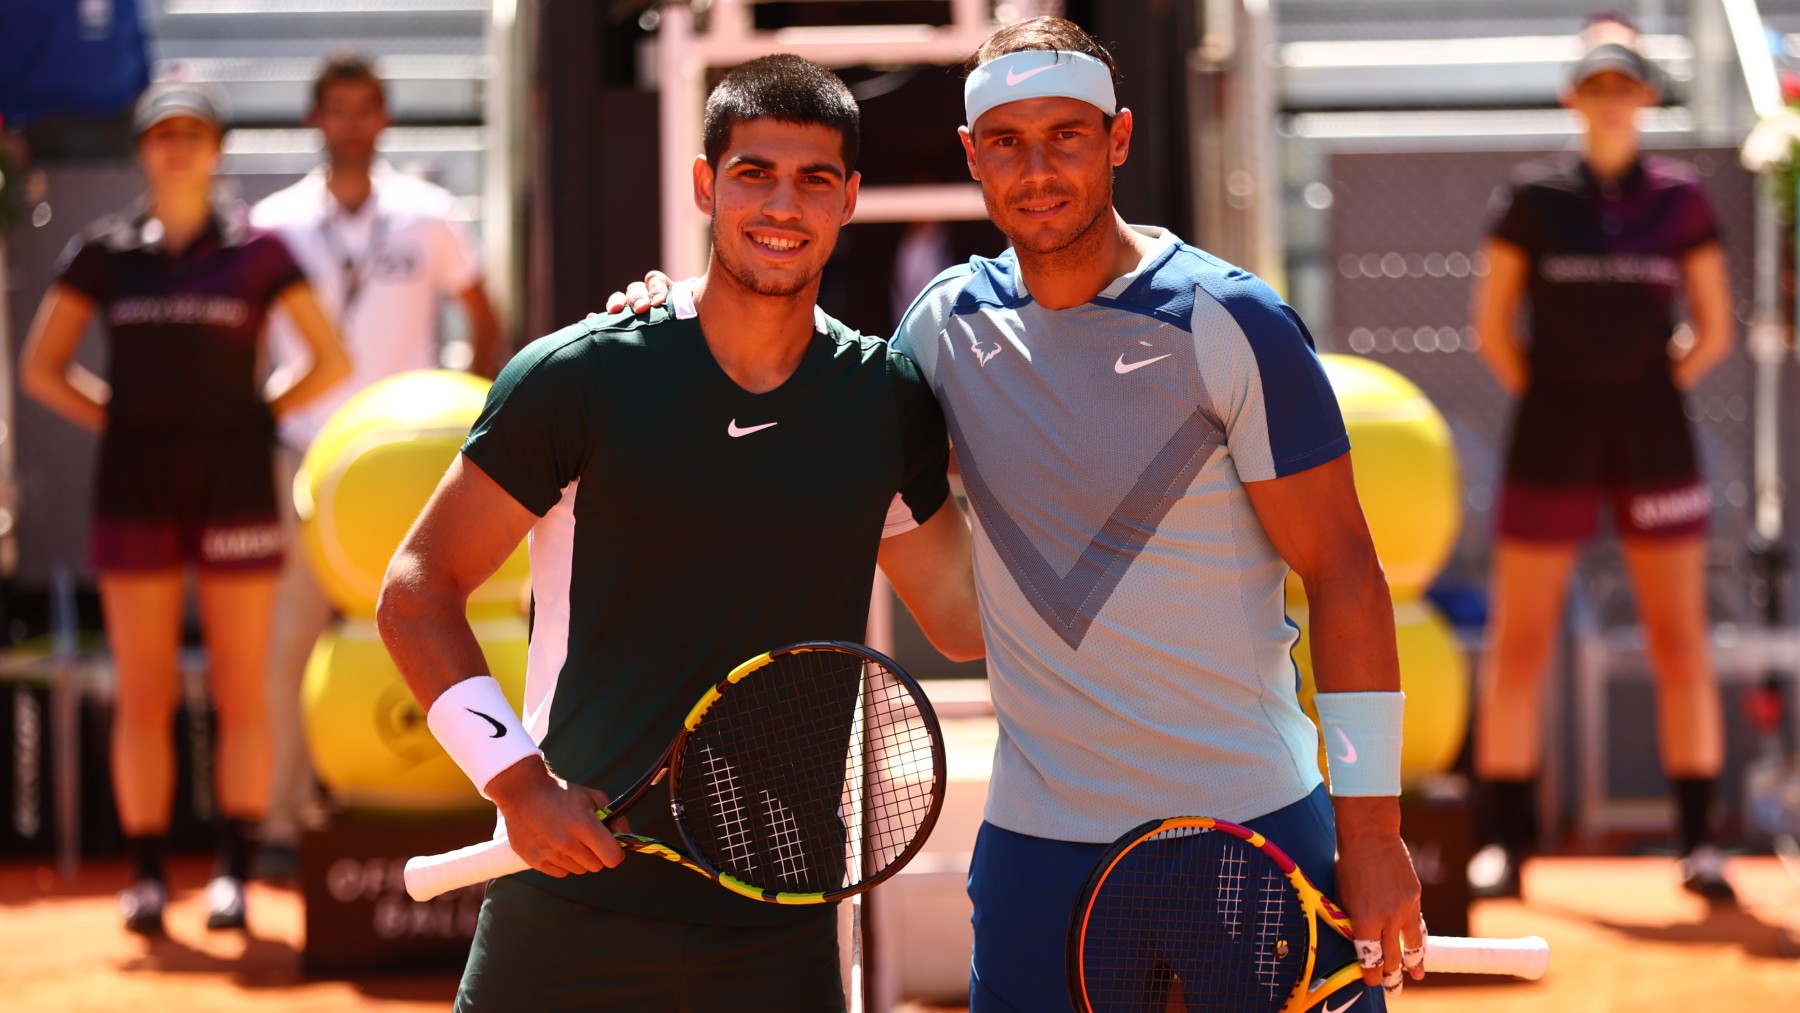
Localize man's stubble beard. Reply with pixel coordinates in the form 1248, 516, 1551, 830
988, 173, 1114, 261
710, 220, 817, 298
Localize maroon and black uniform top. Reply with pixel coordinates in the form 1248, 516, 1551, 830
1489, 153, 1719, 389
56, 208, 305, 432
55, 207, 305, 570
1486, 155, 1720, 498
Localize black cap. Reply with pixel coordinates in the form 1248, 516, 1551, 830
1569, 43, 1653, 87
133, 81, 225, 135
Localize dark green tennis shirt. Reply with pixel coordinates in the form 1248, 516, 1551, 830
461, 300, 950, 926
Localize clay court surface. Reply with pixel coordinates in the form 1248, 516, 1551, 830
4, 853, 1799, 1012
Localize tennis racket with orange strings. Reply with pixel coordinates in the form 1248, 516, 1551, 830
1068, 815, 1550, 1012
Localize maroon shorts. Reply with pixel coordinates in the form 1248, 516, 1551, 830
1496, 478, 1710, 542
90, 425, 283, 573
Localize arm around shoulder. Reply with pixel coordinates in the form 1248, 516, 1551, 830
878, 498, 983, 662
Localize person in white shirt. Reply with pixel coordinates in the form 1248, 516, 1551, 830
251, 53, 502, 873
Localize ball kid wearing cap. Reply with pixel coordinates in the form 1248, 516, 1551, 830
19, 75, 349, 937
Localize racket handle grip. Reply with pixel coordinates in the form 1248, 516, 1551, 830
1425, 934, 1551, 979
404, 836, 530, 902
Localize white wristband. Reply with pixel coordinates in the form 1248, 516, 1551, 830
425, 676, 542, 798
1314, 691, 1405, 797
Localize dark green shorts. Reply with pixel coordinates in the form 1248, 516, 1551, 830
455, 876, 845, 1012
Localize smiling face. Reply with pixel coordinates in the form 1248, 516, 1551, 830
696, 117, 860, 298
960, 95, 1130, 259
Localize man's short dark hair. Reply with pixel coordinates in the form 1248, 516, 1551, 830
965, 15, 1121, 90
702, 55, 860, 172
312, 52, 385, 110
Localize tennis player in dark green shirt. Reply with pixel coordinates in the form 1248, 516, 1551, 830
377, 56, 982, 1011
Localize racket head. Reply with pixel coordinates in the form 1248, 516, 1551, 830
664, 640, 946, 904
1068, 816, 1319, 1013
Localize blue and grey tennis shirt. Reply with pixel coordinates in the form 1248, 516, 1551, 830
893, 226, 1351, 843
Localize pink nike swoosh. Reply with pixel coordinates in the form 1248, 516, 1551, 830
727, 419, 778, 438
1114, 353, 1172, 374
1005, 63, 1059, 87
1332, 726, 1358, 764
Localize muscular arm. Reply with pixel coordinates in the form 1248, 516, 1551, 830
1471, 238, 1530, 397
1671, 242, 1733, 391
457, 280, 504, 380
265, 281, 352, 419
378, 454, 624, 875
878, 498, 983, 662
19, 285, 109, 431
1244, 454, 1421, 986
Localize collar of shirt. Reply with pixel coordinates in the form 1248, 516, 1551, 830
114, 201, 245, 258
1576, 156, 1647, 202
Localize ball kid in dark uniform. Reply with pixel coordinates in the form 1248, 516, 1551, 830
20, 81, 350, 935
1468, 26, 1737, 901
376, 56, 982, 1011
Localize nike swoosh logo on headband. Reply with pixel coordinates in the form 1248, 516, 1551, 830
1005, 63, 1059, 87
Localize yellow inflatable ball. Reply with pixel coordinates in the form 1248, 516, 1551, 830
1291, 599, 1469, 787
302, 615, 530, 812
295, 369, 529, 618
1288, 355, 1460, 602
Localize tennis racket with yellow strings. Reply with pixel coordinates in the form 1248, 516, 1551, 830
402, 641, 945, 906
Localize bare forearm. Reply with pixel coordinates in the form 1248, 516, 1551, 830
1302, 558, 1401, 696
1672, 244, 1733, 391
1333, 794, 1403, 839
468, 305, 503, 380
1671, 323, 1733, 390
268, 284, 352, 418
1471, 241, 1531, 397
266, 360, 348, 420
1473, 317, 1527, 396
23, 365, 109, 431
376, 552, 497, 707
459, 284, 504, 380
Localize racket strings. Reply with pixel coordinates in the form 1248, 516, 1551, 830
1078, 826, 1309, 1012
675, 648, 940, 895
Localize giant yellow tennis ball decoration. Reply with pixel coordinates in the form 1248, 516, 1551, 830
1289, 355, 1460, 602
295, 369, 529, 617
1291, 600, 1469, 786
302, 616, 530, 811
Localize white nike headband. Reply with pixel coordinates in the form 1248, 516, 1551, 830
964, 49, 1117, 128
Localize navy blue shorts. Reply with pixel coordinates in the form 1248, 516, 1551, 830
967, 784, 1386, 1013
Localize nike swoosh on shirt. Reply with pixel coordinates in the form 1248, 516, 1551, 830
1114, 353, 1172, 374
1006, 63, 1059, 87
727, 419, 779, 438
1331, 725, 1358, 764
466, 708, 508, 739
1323, 992, 1364, 1013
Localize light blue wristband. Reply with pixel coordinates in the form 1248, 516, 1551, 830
1314, 691, 1405, 797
